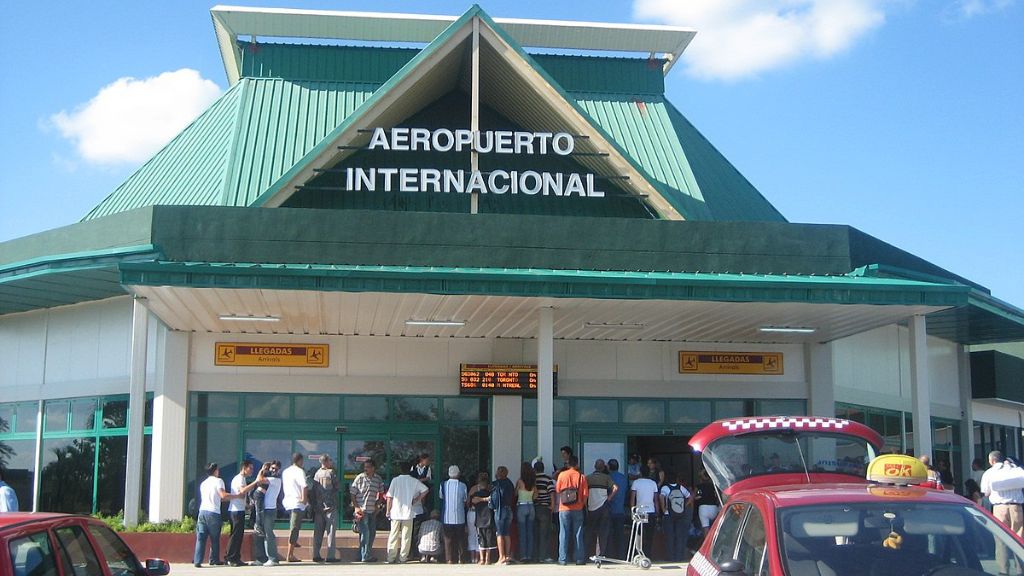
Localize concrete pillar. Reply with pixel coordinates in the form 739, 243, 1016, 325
149, 328, 189, 522
492, 396, 522, 475
537, 307, 554, 468
958, 344, 975, 489
806, 342, 835, 418
909, 315, 932, 458
124, 297, 149, 527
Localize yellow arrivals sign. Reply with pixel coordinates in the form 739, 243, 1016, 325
215, 343, 329, 368
678, 351, 783, 375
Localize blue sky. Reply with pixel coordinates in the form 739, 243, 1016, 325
1, 1, 1022, 308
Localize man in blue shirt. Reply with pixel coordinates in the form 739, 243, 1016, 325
607, 459, 628, 559
0, 468, 19, 512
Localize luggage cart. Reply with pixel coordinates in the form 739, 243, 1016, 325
592, 506, 652, 569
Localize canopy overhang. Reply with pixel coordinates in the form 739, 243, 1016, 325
211, 5, 696, 84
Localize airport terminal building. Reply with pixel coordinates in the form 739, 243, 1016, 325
2, 6, 1024, 525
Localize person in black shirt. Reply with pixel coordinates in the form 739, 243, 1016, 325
470, 472, 496, 564
493, 466, 516, 564
694, 470, 719, 536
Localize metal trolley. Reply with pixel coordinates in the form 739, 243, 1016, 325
592, 506, 653, 569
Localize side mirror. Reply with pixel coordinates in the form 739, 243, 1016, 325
719, 559, 747, 574
145, 559, 170, 576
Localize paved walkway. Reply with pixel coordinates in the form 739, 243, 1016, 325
170, 560, 689, 575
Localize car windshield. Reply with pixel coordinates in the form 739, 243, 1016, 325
779, 501, 1024, 576
703, 431, 873, 491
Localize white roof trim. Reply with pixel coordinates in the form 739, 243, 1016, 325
211, 5, 695, 84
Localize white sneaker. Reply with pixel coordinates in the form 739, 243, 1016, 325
263, 560, 279, 567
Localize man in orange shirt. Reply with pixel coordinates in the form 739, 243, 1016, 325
556, 455, 589, 565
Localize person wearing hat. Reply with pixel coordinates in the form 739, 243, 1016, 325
440, 464, 468, 563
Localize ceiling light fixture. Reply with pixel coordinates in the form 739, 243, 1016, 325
218, 315, 280, 322
405, 319, 466, 327
584, 322, 646, 330
758, 326, 816, 334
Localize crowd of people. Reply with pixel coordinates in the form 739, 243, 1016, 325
192, 448, 723, 567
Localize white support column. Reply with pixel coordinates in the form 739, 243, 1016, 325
149, 328, 189, 522
32, 400, 43, 512
805, 342, 835, 418
492, 397, 523, 475
470, 16, 480, 215
124, 297, 149, 528
537, 307, 554, 468
909, 315, 932, 458
957, 344, 975, 488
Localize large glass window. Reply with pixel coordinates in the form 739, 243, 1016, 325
101, 399, 129, 429
244, 395, 289, 420
344, 396, 387, 421
575, 399, 618, 423
0, 439, 36, 510
669, 400, 712, 424
393, 398, 438, 421
294, 395, 339, 421
45, 402, 69, 432
71, 399, 96, 431
621, 400, 664, 424
40, 437, 96, 514
15, 403, 37, 433
96, 436, 129, 516
443, 398, 488, 421
190, 393, 239, 419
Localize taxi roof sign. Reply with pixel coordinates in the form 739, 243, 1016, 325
866, 454, 928, 486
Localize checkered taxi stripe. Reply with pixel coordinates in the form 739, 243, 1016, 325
689, 552, 717, 576
721, 416, 851, 432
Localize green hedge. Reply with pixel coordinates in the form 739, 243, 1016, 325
93, 512, 196, 533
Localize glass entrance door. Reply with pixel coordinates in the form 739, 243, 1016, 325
340, 434, 437, 523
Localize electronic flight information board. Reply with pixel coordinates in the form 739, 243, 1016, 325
459, 364, 558, 397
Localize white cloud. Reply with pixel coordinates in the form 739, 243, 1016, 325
50, 69, 222, 165
945, 0, 1015, 20
633, 0, 886, 81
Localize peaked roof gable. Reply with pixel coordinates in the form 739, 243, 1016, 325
252, 5, 686, 219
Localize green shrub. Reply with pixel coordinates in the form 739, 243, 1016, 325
92, 512, 196, 533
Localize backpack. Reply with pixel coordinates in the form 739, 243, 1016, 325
666, 484, 688, 516
305, 468, 320, 513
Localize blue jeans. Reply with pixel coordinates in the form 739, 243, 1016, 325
558, 509, 585, 564
252, 510, 279, 562
517, 503, 535, 560
194, 511, 223, 565
358, 513, 378, 561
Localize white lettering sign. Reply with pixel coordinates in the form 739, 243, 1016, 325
347, 127, 606, 199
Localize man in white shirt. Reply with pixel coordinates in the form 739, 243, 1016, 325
253, 460, 284, 566
281, 452, 309, 563
386, 461, 429, 563
981, 450, 1024, 574
225, 460, 257, 566
630, 474, 660, 556
439, 465, 468, 564
194, 462, 251, 568
0, 468, 18, 512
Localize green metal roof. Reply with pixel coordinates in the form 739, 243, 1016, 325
83, 14, 785, 222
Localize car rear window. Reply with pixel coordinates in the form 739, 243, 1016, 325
8, 531, 58, 576
87, 525, 144, 576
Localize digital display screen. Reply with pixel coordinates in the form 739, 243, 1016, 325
459, 363, 558, 397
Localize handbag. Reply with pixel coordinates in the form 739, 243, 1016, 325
559, 474, 580, 505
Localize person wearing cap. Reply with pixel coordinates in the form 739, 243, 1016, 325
194, 462, 252, 568
440, 464, 468, 563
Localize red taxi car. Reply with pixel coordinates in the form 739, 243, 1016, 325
0, 513, 169, 576
687, 416, 1024, 576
